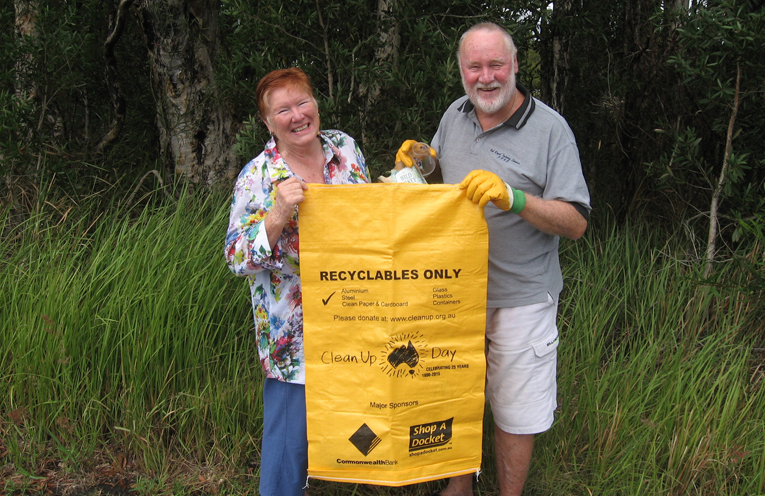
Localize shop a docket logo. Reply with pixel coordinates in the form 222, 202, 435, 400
409, 417, 453, 452
349, 423, 382, 456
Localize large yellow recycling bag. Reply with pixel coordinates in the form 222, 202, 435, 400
299, 183, 489, 486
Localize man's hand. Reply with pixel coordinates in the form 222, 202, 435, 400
459, 170, 525, 213
395, 140, 436, 169
395, 140, 418, 168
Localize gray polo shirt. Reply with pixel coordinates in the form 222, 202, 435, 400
432, 85, 591, 308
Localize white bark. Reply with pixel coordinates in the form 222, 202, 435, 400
704, 61, 741, 278
138, 0, 239, 186
359, 0, 399, 147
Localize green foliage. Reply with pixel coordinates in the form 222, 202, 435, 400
538, 1, 689, 223
0, 0, 759, 245
231, 114, 270, 162
543, 223, 765, 496
537, 0, 763, 290
651, 0, 765, 265
1, 0, 157, 198
1, 204, 763, 494
1, 190, 261, 488
218, 1, 541, 178
0, 2, 14, 93
11, 1, 105, 151
0, 90, 36, 178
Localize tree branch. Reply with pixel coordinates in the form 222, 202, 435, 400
704, 60, 741, 278
315, 0, 334, 100
96, 0, 135, 155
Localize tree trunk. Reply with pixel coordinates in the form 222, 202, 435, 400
704, 61, 741, 278
13, 0, 38, 154
359, 0, 399, 149
137, 0, 239, 187
13, 0, 64, 166
97, 0, 135, 155
315, 0, 334, 101
14, 0, 38, 101
541, 0, 575, 114
664, 0, 688, 12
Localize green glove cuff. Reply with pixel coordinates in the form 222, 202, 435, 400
510, 188, 526, 214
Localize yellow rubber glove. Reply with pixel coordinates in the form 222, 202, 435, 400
459, 170, 526, 213
395, 140, 436, 168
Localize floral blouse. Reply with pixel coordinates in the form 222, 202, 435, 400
225, 130, 370, 383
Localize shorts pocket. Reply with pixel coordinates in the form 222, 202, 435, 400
528, 331, 559, 396
532, 332, 559, 358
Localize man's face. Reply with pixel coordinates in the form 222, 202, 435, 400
459, 29, 518, 115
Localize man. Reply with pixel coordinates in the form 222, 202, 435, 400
397, 22, 591, 496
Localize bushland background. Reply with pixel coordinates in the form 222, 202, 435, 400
1, 0, 763, 494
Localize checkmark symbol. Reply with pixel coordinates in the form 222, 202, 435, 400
322, 291, 337, 306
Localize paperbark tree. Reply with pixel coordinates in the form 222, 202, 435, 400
14, 0, 38, 102
137, 0, 239, 186
359, 0, 399, 149
541, 0, 575, 114
13, 0, 41, 155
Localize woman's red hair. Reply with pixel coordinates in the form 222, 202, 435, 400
256, 67, 315, 120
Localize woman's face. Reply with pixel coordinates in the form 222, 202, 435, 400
264, 86, 320, 151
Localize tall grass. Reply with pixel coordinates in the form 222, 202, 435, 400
1, 199, 763, 495
530, 225, 765, 496
1, 191, 261, 491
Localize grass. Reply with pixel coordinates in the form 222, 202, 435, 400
1, 192, 763, 495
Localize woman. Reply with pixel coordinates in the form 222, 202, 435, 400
224, 68, 370, 495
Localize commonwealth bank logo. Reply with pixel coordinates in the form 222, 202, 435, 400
349, 423, 382, 456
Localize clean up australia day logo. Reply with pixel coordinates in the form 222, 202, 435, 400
379, 331, 427, 378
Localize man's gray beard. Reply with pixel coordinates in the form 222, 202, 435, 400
463, 74, 515, 115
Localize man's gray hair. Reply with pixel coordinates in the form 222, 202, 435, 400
457, 22, 517, 62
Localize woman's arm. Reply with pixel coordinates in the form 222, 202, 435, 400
225, 175, 305, 276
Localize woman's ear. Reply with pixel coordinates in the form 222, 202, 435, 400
262, 117, 273, 135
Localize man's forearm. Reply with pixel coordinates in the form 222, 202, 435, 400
518, 195, 587, 240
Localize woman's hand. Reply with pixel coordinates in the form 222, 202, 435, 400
273, 177, 307, 222
266, 177, 307, 248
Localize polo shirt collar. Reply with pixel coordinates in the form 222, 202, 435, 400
457, 83, 535, 130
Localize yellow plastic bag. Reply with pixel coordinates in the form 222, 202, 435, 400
300, 183, 489, 486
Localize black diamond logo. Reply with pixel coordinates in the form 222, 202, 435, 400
349, 423, 382, 456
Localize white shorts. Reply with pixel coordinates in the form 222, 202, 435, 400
485, 294, 559, 435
